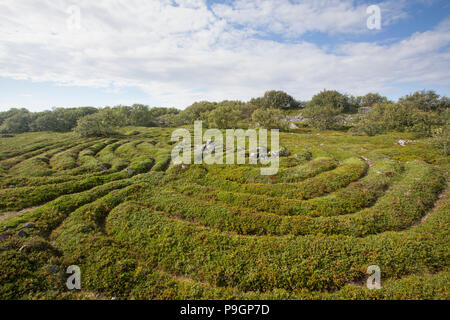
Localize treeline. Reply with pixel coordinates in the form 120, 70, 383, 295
0, 105, 179, 137
1, 90, 448, 147
0, 90, 302, 135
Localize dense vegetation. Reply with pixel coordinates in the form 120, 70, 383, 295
1, 90, 448, 150
0, 123, 448, 299
0, 88, 448, 300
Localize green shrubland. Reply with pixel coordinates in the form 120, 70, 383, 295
0, 117, 448, 300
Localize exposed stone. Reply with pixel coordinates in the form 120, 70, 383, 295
360, 106, 372, 114
257, 147, 267, 153
125, 168, 134, 174
396, 139, 412, 147
285, 115, 308, 122
44, 265, 59, 274
22, 223, 34, 229
17, 230, 28, 238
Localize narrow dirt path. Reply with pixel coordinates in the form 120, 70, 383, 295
414, 181, 449, 227
0, 206, 42, 224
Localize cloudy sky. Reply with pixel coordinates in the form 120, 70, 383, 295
0, 0, 449, 111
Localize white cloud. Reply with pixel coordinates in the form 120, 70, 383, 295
211, 0, 409, 37
0, 0, 448, 108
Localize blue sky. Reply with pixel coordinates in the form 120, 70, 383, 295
0, 0, 449, 112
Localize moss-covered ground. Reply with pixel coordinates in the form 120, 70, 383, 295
0, 127, 448, 300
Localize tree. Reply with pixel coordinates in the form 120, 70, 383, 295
358, 93, 388, 107
308, 90, 351, 112
352, 102, 442, 136
73, 113, 116, 137
0, 110, 32, 133
250, 90, 300, 109
432, 109, 450, 155
208, 101, 251, 129
30, 107, 98, 132
251, 108, 287, 130
178, 101, 218, 124
302, 104, 344, 130
398, 90, 449, 112
0, 108, 30, 126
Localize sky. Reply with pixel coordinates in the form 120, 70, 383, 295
0, 0, 449, 112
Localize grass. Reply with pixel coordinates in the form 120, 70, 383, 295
0, 126, 448, 299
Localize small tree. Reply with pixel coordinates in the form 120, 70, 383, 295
399, 90, 449, 112
252, 108, 287, 130
302, 104, 344, 130
308, 90, 351, 112
355, 93, 388, 108
208, 101, 250, 129
250, 90, 300, 109
73, 113, 116, 137
0, 112, 32, 133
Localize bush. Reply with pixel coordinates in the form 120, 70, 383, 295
399, 90, 449, 112
73, 113, 116, 138
302, 104, 344, 129
0, 112, 32, 134
353, 102, 443, 136
308, 90, 351, 111
250, 90, 300, 109
251, 108, 288, 130
208, 101, 252, 129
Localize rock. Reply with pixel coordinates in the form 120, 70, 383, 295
204, 142, 217, 154
396, 139, 411, 147
285, 115, 308, 122
99, 165, 109, 171
22, 223, 34, 229
257, 147, 267, 153
289, 122, 299, 129
44, 265, 59, 274
17, 230, 28, 238
3, 226, 12, 231
360, 106, 372, 114
249, 152, 258, 159
270, 148, 290, 158
125, 168, 134, 174
270, 151, 280, 158
194, 144, 206, 152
